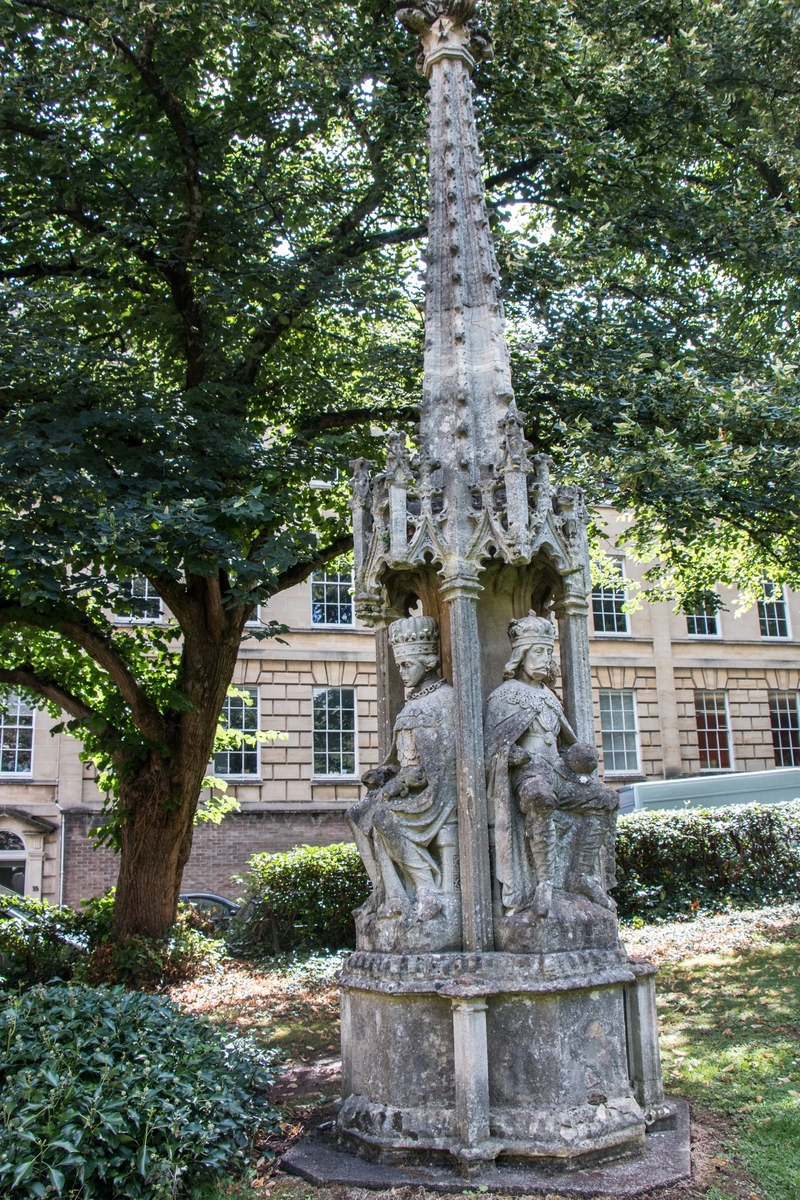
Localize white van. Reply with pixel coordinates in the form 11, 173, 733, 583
617, 766, 800, 814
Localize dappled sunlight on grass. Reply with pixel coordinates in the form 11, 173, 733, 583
170, 952, 344, 1061
659, 939, 800, 1200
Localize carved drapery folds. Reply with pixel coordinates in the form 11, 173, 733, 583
346, 616, 461, 953
484, 613, 620, 952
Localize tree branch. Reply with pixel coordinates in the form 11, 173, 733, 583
272, 535, 354, 594
0, 665, 97, 723
58, 619, 165, 739
17, 0, 206, 387
295, 405, 417, 438
0, 604, 164, 741
484, 153, 548, 192
0, 115, 53, 141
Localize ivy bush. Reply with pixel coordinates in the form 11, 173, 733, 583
229, 802, 800, 952
615, 800, 800, 921
227, 842, 369, 955
0, 984, 278, 1199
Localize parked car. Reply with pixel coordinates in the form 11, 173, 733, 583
179, 892, 239, 929
617, 765, 800, 813
0, 883, 87, 950
0, 882, 34, 925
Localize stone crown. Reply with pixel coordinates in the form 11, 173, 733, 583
388, 615, 440, 653
508, 611, 555, 650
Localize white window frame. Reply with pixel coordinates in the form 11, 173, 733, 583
310, 571, 354, 628
213, 686, 261, 780
114, 575, 163, 624
769, 691, 800, 768
244, 605, 260, 629
694, 689, 735, 772
0, 693, 35, 777
598, 689, 640, 775
685, 594, 721, 638
591, 558, 629, 636
311, 686, 358, 780
758, 581, 791, 640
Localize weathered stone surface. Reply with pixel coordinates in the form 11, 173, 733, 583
283, 1099, 691, 1195
485, 613, 619, 938
334, 0, 680, 1183
347, 616, 461, 953
338, 950, 645, 1164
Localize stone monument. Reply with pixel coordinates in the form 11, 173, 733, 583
285, 1, 688, 1189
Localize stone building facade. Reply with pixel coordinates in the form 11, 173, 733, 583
2, 507, 799, 905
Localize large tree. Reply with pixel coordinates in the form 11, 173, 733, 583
1, 0, 798, 936
488, 0, 800, 605
0, 0, 426, 937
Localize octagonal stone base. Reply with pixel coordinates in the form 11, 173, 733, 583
338, 947, 652, 1168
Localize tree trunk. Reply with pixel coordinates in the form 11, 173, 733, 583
111, 622, 244, 940
112, 755, 199, 938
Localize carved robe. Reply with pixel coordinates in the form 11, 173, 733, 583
349, 681, 456, 887
484, 679, 574, 913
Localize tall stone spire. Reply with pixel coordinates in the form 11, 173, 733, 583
351, 0, 596, 953
405, 2, 514, 496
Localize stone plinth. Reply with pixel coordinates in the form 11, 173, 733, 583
338, 947, 649, 1167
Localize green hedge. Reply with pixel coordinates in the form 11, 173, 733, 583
615, 800, 800, 921
229, 802, 800, 952
227, 841, 369, 955
0, 983, 278, 1199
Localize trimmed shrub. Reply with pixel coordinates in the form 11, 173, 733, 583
615, 800, 800, 921
228, 841, 369, 955
0, 983, 278, 1199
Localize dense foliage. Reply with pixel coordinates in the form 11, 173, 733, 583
228, 842, 370, 955
0, 893, 219, 990
231, 804, 800, 951
2, 0, 799, 933
615, 801, 800, 922
0, 984, 277, 1199
0, 896, 85, 988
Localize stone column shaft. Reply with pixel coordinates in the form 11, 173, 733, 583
625, 959, 667, 1119
445, 584, 493, 952
451, 997, 490, 1152
555, 586, 595, 745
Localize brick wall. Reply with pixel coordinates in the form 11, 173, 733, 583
62, 808, 353, 907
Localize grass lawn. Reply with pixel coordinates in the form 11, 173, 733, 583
656, 938, 800, 1199
173, 907, 800, 1200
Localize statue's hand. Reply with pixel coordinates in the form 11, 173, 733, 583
361, 765, 398, 790
381, 765, 427, 799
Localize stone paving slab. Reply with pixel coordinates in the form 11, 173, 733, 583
281, 1098, 691, 1196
